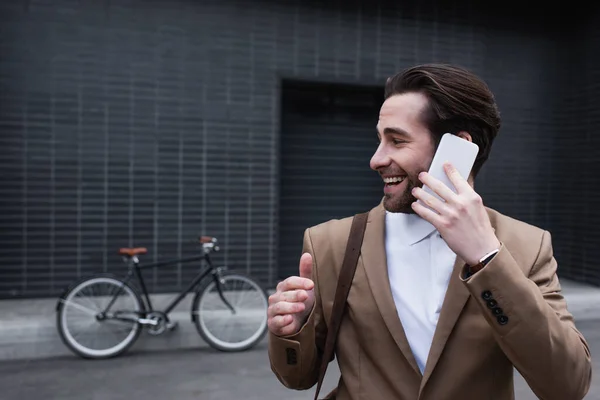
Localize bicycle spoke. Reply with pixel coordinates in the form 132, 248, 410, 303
58, 276, 142, 358
195, 273, 268, 351
60, 299, 98, 316
75, 288, 100, 311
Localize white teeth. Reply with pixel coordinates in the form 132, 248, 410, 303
383, 176, 405, 184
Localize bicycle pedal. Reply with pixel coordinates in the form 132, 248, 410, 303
166, 321, 179, 331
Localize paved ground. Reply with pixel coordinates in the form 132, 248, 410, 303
3, 278, 599, 362
1, 319, 598, 400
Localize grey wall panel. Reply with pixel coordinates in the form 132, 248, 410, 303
0, 0, 598, 297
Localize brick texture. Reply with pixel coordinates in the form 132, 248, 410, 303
549, 10, 600, 286
0, 0, 598, 298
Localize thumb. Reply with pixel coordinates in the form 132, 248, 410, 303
298, 252, 313, 281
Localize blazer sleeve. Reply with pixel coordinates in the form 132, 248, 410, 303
461, 230, 592, 400
268, 227, 329, 390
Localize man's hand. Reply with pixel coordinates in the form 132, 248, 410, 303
411, 162, 501, 266
268, 252, 316, 337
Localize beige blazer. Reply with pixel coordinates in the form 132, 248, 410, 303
269, 202, 592, 400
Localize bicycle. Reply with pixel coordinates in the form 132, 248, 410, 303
56, 236, 269, 359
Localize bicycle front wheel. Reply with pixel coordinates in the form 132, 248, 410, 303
56, 274, 144, 359
192, 272, 268, 352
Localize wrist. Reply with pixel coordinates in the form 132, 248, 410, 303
466, 238, 501, 266
464, 248, 499, 278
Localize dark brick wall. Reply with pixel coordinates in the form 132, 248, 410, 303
579, 13, 600, 285
0, 0, 598, 298
549, 10, 600, 285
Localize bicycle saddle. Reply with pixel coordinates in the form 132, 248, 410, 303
119, 247, 148, 256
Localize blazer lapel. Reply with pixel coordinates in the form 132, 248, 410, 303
361, 202, 423, 378
418, 219, 498, 393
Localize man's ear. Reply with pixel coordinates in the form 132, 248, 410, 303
457, 131, 473, 142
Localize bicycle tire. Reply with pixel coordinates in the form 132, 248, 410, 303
56, 273, 145, 359
192, 271, 268, 352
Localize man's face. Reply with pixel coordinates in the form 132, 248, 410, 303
370, 92, 436, 213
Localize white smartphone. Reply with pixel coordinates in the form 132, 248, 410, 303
421, 133, 479, 204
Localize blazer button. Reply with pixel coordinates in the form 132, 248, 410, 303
487, 299, 498, 309
286, 348, 297, 365
492, 307, 503, 316
497, 315, 509, 325
482, 290, 493, 301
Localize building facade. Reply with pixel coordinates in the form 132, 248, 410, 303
1, 0, 599, 298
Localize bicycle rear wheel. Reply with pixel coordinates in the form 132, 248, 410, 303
192, 272, 268, 352
56, 274, 144, 359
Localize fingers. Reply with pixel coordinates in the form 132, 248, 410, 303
268, 314, 298, 336
276, 276, 313, 292
443, 163, 471, 194
268, 314, 292, 333
269, 289, 309, 304
412, 187, 451, 215
268, 253, 315, 337
418, 171, 456, 202
411, 200, 444, 227
281, 289, 309, 303
268, 290, 309, 319
273, 253, 314, 293
298, 252, 313, 280
268, 300, 306, 318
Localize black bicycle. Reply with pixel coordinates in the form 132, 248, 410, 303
56, 236, 269, 359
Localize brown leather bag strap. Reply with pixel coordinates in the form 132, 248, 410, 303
313, 212, 369, 400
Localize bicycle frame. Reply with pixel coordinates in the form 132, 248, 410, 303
102, 252, 234, 319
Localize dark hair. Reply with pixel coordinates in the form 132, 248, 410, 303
384, 63, 501, 177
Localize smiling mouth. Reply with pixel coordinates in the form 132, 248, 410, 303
382, 176, 406, 186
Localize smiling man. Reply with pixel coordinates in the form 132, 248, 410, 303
267, 64, 592, 400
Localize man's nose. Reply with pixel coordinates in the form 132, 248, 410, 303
370, 143, 390, 171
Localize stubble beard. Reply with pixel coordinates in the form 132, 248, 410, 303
382, 175, 422, 214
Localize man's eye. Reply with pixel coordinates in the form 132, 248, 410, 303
393, 139, 406, 145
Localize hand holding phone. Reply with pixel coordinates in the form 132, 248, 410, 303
420, 133, 479, 207
412, 133, 501, 266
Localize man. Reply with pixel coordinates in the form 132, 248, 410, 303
267, 64, 592, 400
